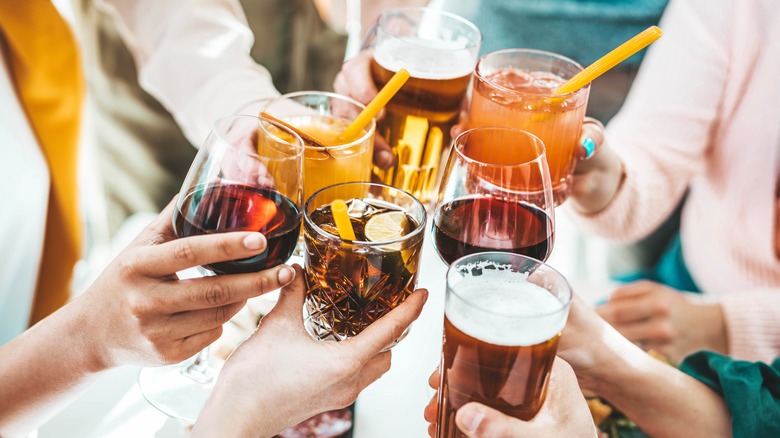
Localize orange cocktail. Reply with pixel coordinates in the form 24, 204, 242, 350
468, 49, 589, 205
262, 91, 375, 204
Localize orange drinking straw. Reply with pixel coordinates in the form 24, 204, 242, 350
340, 68, 411, 141
555, 26, 663, 95
330, 199, 357, 241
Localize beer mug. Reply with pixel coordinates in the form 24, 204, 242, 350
366, 7, 481, 205
468, 49, 591, 205
436, 252, 572, 437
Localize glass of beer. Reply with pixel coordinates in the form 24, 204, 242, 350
433, 127, 555, 265
468, 49, 590, 205
261, 91, 375, 204
436, 252, 572, 437
303, 182, 426, 343
369, 7, 481, 205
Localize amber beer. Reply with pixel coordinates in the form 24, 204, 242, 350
369, 7, 481, 204
436, 253, 571, 438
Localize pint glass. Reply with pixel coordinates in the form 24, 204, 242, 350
468, 49, 590, 205
436, 252, 572, 437
369, 7, 481, 204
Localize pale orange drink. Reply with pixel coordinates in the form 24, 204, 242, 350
468, 49, 590, 205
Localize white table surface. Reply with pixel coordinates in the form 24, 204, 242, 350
39, 224, 613, 438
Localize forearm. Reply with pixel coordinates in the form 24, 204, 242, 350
595, 348, 731, 438
0, 299, 107, 437
192, 363, 310, 437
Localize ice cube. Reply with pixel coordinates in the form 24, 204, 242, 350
362, 198, 403, 213
347, 198, 375, 218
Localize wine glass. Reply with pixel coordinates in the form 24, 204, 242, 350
432, 126, 555, 265
138, 114, 304, 423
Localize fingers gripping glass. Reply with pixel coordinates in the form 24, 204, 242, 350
138, 115, 304, 423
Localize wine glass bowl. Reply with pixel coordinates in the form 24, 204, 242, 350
172, 115, 304, 274
432, 127, 555, 265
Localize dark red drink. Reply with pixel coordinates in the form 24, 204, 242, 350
433, 197, 553, 264
174, 183, 301, 274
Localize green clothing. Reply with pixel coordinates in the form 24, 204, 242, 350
680, 351, 780, 438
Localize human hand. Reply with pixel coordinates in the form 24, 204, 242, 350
79, 200, 295, 369
423, 359, 597, 437
333, 50, 395, 170
596, 281, 727, 363
193, 264, 428, 437
569, 118, 624, 214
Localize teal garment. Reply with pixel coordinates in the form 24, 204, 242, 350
614, 233, 701, 293
444, 0, 668, 63
680, 351, 780, 438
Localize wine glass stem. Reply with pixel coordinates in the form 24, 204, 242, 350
181, 347, 213, 384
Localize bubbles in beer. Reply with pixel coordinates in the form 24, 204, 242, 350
373, 37, 475, 80
446, 263, 566, 347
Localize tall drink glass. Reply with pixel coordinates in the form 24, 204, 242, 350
468, 49, 590, 205
436, 252, 572, 437
369, 7, 481, 204
303, 182, 426, 343
261, 91, 375, 204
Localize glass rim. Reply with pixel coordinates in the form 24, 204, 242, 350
212, 114, 304, 162
453, 126, 548, 168
378, 6, 483, 51
476, 48, 589, 99
446, 251, 572, 319
262, 90, 376, 151
304, 182, 427, 246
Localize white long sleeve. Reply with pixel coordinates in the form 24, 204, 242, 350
97, 0, 280, 146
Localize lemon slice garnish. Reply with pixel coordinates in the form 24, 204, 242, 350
364, 211, 409, 250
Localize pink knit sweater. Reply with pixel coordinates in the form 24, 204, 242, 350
568, 0, 780, 362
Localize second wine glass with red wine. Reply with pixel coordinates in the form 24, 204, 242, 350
432, 126, 555, 265
138, 114, 304, 423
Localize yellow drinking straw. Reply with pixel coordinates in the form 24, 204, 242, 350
340, 68, 411, 141
330, 199, 357, 241
555, 26, 663, 95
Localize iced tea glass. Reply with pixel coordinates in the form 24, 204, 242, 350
303, 182, 426, 343
368, 7, 481, 204
436, 252, 572, 438
468, 49, 590, 205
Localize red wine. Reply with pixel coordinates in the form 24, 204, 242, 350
433, 197, 553, 264
174, 183, 301, 274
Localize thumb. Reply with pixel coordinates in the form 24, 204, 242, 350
270, 264, 305, 321
456, 402, 525, 438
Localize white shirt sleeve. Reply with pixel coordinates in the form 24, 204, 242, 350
96, 0, 281, 146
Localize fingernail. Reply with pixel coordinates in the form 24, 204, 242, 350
582, 137, 596, 159
377, 150, 395, 169
421, 289, 429, 304
278, 265, 295, 285
243, 233, 266, 250
461, 408, 484, 434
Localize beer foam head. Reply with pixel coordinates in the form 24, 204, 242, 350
446, 267, 568, 347
374, 37, 476, 80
